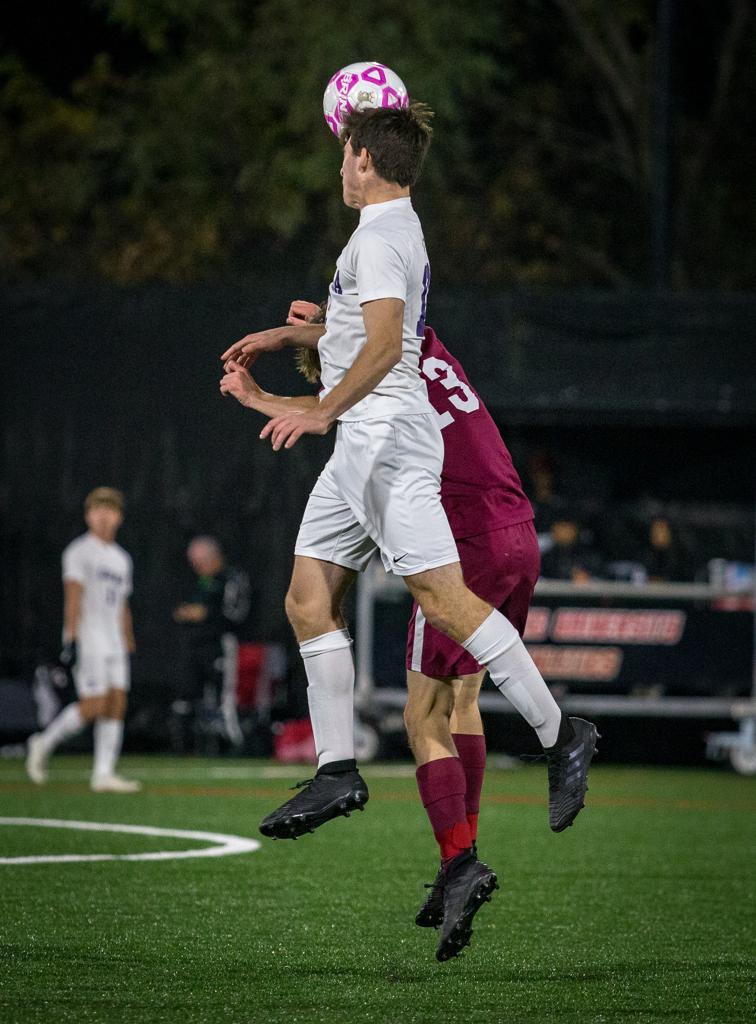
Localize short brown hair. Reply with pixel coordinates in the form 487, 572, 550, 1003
342, 103, 434, 188
84, 487, 124, 512
295, 300, 326, 384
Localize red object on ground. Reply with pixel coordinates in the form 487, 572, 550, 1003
236, 643, 266, 709
274, 718, 317, 764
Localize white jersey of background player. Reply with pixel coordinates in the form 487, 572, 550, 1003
26, 487, 141, 793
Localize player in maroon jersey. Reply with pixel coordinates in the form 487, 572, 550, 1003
401, 323, 540, 929
220, 302, 586, 939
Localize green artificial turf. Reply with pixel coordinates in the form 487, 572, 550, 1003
0, 757, 754, 1024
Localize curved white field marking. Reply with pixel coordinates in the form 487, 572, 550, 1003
0, 817, 260, 865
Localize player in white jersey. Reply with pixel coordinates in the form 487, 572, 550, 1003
26, 488, 141, 793
220, 105, 597, 960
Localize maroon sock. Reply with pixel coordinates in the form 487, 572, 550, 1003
452, 733, 486, 843
416, 756, 473, 863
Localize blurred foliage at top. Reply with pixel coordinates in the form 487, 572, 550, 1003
1, 0, 754, 287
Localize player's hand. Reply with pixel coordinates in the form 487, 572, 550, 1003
286, 300, 321, 325
220, 327, 292, 370
59, 639, 77, 668
173, 603, 208, 623
219, 360, 264, 407
260, 409, 332, 450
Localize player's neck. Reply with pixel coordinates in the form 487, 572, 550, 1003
88, 529, 117, 546
358, 183, 410, 210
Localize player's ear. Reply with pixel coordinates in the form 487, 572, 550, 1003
358, 147, 371, 173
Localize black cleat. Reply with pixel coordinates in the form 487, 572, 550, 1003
416, 843, 479, 928
543, 717, 600, 832
415, 865, 445, 928
436, 851, 498, 962
259, 769, 368, 840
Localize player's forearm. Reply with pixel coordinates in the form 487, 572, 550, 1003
290, 323, 325, 350
63, 585, 82, 641
122, 606, 136, 653
247, 392, 320, 418
318, 333, 401, 422
63, 607, 80, 642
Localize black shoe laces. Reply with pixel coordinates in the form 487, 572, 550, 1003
521, 749, 572, 789
423, 866, 446, 893
291, 778, 314, 791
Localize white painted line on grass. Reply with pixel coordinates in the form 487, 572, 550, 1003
0, 817, 260, 865
0, 762, 420, 782
208, 764, 418, 780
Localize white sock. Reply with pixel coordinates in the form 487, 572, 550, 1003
462, 609, 563, 747
93, 718, 124, 781
299, 629, 355, 768
37, 702, 84, 756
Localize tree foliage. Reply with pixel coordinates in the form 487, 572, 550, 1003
1, 0, 754, 286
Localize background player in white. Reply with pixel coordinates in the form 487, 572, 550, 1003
26, 487, 140, 793
221, 104, 597, 960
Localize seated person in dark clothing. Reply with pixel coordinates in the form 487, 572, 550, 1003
539, 519, 604, 583
170, 536, 250, 753
643, 517, 687, 582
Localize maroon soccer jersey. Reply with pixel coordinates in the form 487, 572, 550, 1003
420, 327, 533, 539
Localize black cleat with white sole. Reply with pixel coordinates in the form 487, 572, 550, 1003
259, 766, 368, 840
436, 851, 498, 962
543, 716, 600, 832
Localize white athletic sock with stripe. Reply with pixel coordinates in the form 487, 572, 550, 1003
37, 702, 84, 755
462, 609, 562, 747
93, 718, 124, 781
299, 629, 355, 768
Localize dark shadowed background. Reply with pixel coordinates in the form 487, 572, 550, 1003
1, 1, 754, 751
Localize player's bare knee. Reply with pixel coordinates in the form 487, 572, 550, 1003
416, 595, 455, 637
404, 687, 452, 744
403, 696, 427, 743
79, 696, 106, 722
107, 690, 127, 720
284, 587, 310, 632
453, 685, 479, 715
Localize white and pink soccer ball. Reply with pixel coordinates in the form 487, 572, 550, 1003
323, 61, 409, 138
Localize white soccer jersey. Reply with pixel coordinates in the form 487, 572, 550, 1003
318, 196, 433, 421
62, 533, 132, 655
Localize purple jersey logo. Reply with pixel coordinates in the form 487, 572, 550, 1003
416, 263, 431, 336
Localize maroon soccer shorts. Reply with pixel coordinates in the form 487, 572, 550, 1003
405, 519, 540, 678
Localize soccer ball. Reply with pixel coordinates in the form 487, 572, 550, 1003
323, 61, 409, 138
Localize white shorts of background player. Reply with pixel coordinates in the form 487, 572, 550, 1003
74, 648, 130, 699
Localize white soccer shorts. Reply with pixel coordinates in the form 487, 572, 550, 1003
295, 414, 459, 576
74, 648, 130, 698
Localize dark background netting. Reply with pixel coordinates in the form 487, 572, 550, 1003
2, 278, 754, 697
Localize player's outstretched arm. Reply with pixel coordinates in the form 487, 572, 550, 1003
221, 323, 325, 370
259, 298, 403, 450
220, 360, 319, 418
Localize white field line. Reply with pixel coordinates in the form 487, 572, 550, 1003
208, 765, 418, 779
0, 817, 260, 865
0, 763, 420, 781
